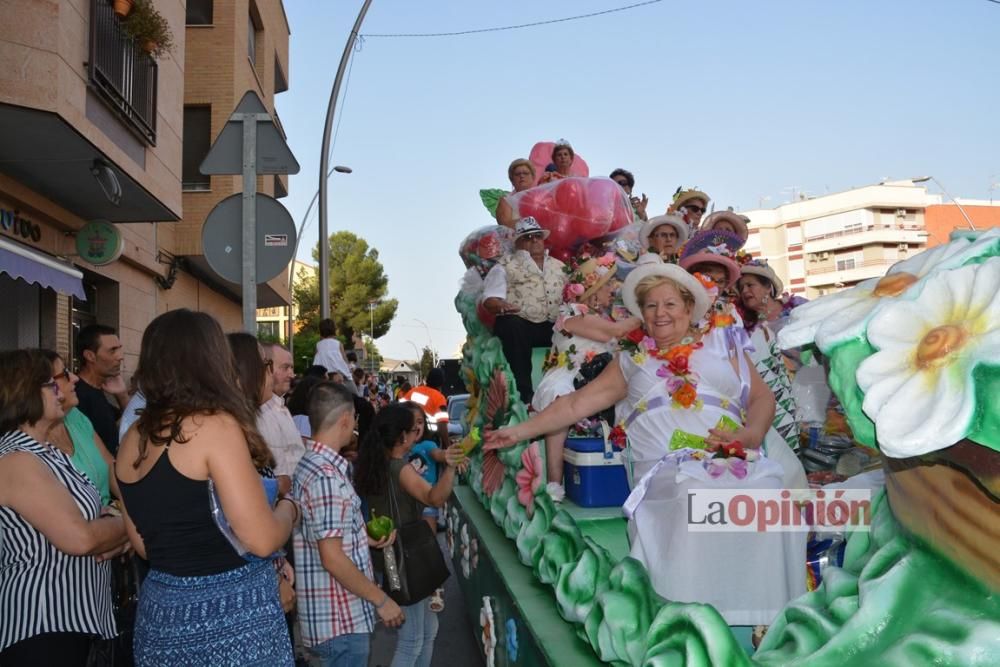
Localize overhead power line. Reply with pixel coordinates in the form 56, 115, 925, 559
360, 0, 664, 38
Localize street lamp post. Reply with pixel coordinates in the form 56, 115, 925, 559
287, 165, 351, 363
912, 175, 977, 231
319, 0, 373, 320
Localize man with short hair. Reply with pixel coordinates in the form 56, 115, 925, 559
75, 324, 129, 455
293, 382, 404, 665
259, 344, 306, 491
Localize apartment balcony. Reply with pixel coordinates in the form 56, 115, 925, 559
805, 259, 898, 288
88, 0, 158, 145
804, 224, 927, 254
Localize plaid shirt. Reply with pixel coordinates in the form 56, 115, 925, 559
293, 440, 375, 645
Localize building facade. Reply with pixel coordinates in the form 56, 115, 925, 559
0, 0, 292, 372
164, 0, 292, 332
0, 0, 185, 370
743, 181, 933, 298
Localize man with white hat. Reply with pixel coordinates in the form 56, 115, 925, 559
639, 214, 689, 263
481, 217, 567, 404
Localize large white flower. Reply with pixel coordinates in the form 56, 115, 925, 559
778, 228, 1000, 352
856, 257, 1000, 458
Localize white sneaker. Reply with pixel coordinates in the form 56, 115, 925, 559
546, 482, 566, 503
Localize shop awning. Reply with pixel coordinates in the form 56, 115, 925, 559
0, 237, 85, 300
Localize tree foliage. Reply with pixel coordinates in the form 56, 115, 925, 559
418, 346, 435, 380
293, 231, 398, 348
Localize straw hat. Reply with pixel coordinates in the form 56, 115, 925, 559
740, 259, 783, 296
622, 254, 711, 322
564, 253, 618, 303
668, 187, 710, 212
513, 217, 550, 241
700, 211, 749, 244
639, 215, 689, 250
678, 229, 744, 288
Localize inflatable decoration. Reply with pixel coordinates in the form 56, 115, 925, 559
528, 141, 589, 185
506, 177, 633, 259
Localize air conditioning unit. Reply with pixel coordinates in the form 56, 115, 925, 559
898, 243, 908, 251
896, 209, 907, 218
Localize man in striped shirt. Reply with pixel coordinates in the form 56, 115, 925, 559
293, 382, 404, 666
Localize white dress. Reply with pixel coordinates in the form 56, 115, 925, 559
618, 326, 807, 626
531, 303, 619, 412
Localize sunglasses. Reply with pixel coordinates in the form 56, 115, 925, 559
41, 380, 61, 395
613, 180, 629, 188
521, 233, 545, 241
684, 205, 706, 214
54, 368, 71, 381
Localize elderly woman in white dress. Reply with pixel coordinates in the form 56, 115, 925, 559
486, 255, 806, 636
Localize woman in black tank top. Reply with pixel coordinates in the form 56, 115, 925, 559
115, 310, 299, 667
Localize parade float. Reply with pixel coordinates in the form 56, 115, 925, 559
449, 162, 1000, 665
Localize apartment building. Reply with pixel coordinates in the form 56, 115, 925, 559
0, 0, 185, 367
742, 181, 933, 298
925, 199, 1000, 247
159, 0, 292, 332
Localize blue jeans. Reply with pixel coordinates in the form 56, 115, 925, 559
391, 599, 438, 667
309, 633, 370, 667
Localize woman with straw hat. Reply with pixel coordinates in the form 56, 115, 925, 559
486, 254, 806, 640
530, 252, 640, 500
737, 260, 804, 452
639, 214, 689, 263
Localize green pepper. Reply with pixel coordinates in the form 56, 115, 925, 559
366, 512, 394, 541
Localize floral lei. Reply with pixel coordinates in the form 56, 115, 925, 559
620, 329, 704, 409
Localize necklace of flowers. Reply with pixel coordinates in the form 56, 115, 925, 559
619, 331, 704, 409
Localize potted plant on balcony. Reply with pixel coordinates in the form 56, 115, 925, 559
112, 0, 134, 19
122, 0, 174, 58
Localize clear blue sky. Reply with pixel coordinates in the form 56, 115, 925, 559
276, 0, 998, 363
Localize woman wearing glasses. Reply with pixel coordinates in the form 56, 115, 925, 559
496, 158, 537, 228
667, 186, 710, 232
0, 349, 127, 665
40, 350, 119, 506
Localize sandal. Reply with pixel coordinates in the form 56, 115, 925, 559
429, 588, 445, 613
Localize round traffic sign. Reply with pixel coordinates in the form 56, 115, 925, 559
201, 193, 296, 285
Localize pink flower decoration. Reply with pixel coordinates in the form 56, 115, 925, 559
706, 459, 727, 479
515, 442, 544, 517
729, 458, 749, 480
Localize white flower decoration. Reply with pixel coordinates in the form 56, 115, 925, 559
857, 258, 1000, 457
480, 596, 497, 667
778, 229, 1000, 352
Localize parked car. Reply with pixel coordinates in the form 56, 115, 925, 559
446, 393, 470, 444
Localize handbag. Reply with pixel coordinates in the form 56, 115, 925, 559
380, 472, 450, 606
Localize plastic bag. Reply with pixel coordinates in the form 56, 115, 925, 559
505, 177, 633, 256
209, 476, 280, 560
791, 358, 831, 425
459, 225, 515, 277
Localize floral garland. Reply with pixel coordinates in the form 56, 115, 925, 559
561, 251, 616, 303
619, 330, 704, 410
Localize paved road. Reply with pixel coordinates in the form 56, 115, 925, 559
369, 534, 483, 667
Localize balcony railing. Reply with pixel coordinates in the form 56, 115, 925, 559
809, 259, 896, 275
804, 223, 922, 242
88, 0, 158, 145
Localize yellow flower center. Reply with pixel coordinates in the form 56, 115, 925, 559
873, 272, 918, 297
916, 325, 968, 368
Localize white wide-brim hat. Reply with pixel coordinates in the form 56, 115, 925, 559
622, 254, 711, 322
740, 262, 784, 296
639, 214, 689, 250
513, 216, 550, 241
700, 211, 749, 243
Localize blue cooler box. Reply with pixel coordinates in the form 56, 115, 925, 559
563, 436, 629, 508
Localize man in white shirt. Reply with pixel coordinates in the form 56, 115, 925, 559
259, 344, 306, 489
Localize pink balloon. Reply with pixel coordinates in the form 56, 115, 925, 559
549, 247, 573, 263
528, 141, 589, 185
554, 178, 587, 215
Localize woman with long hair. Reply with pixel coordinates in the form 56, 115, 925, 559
115, 309, 299, 666
353, 405, 464, 667
0, 349, 126, 665
226, 332, 280, 476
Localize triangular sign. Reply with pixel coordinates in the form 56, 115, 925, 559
200, 91, 300, 176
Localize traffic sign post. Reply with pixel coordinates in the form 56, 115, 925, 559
200, 91, 300, 333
